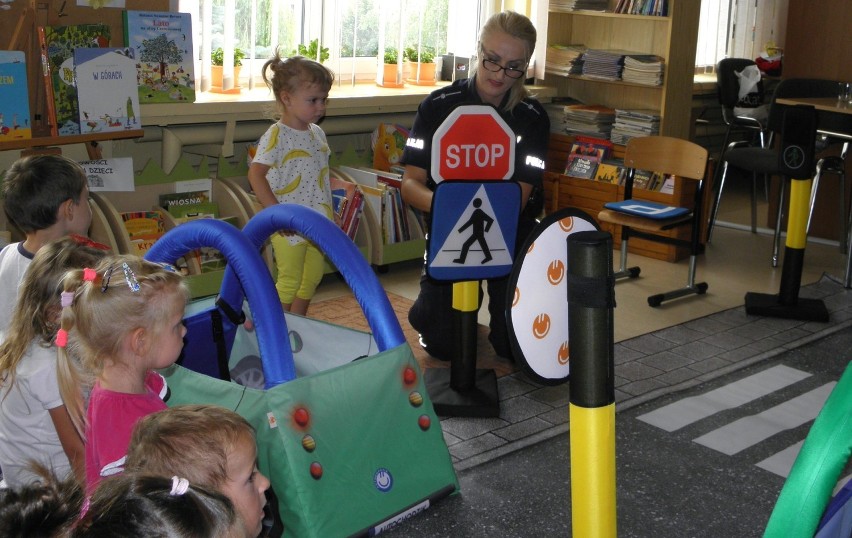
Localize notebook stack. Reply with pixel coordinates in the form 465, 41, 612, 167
610, 109, 661, 145
622, 54, 665, 86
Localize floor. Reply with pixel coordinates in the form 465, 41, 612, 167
307, 185, 852, 535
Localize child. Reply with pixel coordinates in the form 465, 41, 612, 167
247, 52, 335, 316
74, 473, 241, 538
125, 404, 272, 538
0, 155, 92, 341
0, 236, 108, 487
0, 462, 83, 537
54, 255, 188, 491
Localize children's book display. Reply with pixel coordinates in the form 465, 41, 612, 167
123, 10, 196, 103
41, 23, 112, 135
0, 51, 32, 141
121, 210, 165, 256
564, 136, 614, 180
330, 175, 365, 241
74, 48, 141, 133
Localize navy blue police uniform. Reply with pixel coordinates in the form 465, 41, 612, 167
401, 77, 550, 360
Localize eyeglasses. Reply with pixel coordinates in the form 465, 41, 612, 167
481, 59, 526, 79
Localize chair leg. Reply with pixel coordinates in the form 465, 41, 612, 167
613, 237, 640, 280
707, 161, 731, 242
647, 254, 709, 307
806, 159, 823, 235
773, 183, 785, 267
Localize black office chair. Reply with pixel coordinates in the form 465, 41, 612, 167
597, 136, 709, 307
711, 58, 772, 235
708, 78, 848, 266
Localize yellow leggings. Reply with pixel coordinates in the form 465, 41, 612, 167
270, 234, 324, 304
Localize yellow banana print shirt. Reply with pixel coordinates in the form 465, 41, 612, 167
253, 121, 333, 245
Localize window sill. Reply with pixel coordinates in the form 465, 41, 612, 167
140, 82, 558, 126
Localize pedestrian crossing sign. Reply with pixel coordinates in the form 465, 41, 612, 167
426, 181, 520, 281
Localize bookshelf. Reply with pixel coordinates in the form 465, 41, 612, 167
544, 133, 702, 262
541, 0, 701, 140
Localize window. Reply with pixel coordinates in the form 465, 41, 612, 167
695, 0, 788, 73
178, 0, 500, 92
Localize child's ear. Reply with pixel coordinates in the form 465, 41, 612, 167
129, 326, 150, 356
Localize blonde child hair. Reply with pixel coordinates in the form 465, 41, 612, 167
125, 404, 256, 488
261, 51, 334, 119
55, 255, 188, 436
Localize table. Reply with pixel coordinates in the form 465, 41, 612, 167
774, 96, 852, 289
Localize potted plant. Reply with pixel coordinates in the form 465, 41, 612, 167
294, 38, 330, 63
404, 46, 436, 85
211, 47, 246, 90
378, 47, 403, 88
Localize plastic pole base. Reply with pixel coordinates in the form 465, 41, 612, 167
744, 291, 829, 322
424, 368, 500, 418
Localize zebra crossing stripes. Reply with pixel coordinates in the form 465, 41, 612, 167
756, 440, 803, 476
693, 382, 836, 455
637, 364, 812, 432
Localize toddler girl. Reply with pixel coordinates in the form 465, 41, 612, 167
126, 404, 272, 537
248, 52, 335, 316
0, 236, 108, 487
55, 255, 188, 491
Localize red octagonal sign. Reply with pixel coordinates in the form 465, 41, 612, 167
430, 105, 515, 183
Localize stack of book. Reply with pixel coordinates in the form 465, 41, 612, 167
581, 49, 627, 81
562, 103, 616, 138
543, 102, 570, 134
622, 54, 665, 86
610, 109, 661, 145
330, 175, 365, 241
549, 0, 608, 11
545, 44, 586, 76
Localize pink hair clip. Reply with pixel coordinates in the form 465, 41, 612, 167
56, 329, 68, 348
82, 268, 97, 282
60, 291, 74, 308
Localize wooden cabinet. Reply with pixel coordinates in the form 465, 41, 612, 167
541, 0, 701, 140
544, 133, 700, 262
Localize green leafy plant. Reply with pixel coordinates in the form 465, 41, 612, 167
382, 47, 399, 64
211, 47, 246, 66
294, 38, 330, 63
404, 46, 435, 64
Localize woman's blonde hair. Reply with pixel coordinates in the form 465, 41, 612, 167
55, 255, 188, 436
261, 49, 334, 119
125, 404, 257, 489
0, 237, 107, 400
472, 11, 537, 112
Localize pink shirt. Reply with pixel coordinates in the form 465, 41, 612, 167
85, 371, 168, 491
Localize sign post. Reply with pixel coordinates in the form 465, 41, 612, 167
425, 105, 519, 417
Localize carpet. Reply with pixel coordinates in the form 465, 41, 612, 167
308, 292, 517, 378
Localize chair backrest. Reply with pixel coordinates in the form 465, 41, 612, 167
767, 78, 842, 133
716, 58, 765, 123
624, 136, 709, 183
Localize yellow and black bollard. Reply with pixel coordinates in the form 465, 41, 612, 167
567, 230, 617, 538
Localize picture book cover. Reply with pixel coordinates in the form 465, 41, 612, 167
593, 159, 624, 184
74, 48, 141, 134
159, 190, 211, 210
0, 51, 32, 141
124, 10, 196, 104
42, 23, 112, 136
121, 210, 165, 256
565, 155, 599, 180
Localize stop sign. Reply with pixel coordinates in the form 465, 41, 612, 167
431, 105, 515, 182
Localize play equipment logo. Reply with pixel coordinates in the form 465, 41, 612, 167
374, 468, 394, 492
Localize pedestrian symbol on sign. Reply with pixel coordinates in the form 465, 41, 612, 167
427, 181, 520, 281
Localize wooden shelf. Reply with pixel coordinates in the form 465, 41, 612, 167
0, 130, 144, 153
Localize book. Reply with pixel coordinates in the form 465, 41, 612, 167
123, 10, 196, 104
159, 190, 212, 210
121, 210, 165, 256
74, 48, 141, 134
593, 159, 624, 184
36, 27, 59, 136
564, 155, 599, 179
168, 201, 220, 223
564, 135, 613, 179
0, 51, 32, 141
42, 23, 112, 136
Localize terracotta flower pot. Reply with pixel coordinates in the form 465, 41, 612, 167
211, 65, 242, 93
406, 62, 436, 85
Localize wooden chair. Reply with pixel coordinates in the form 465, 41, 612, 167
598, 136, 710, 307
